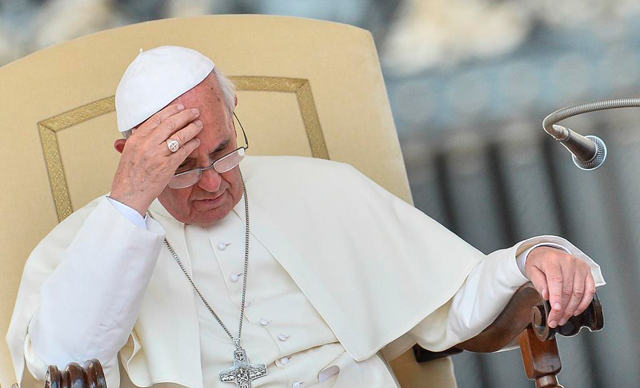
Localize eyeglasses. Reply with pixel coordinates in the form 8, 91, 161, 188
168, 112, 249, 189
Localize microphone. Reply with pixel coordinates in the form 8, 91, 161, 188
549, 124, 607, 171
543, 97, 640, 171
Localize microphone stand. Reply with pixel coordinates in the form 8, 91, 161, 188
543, 97, 640, 171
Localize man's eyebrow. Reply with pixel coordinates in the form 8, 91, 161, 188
180, 139, 231, 165
212, 139, 230, 153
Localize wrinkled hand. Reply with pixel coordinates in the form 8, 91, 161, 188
110, 104, 203, 215
525, 246, 596, 328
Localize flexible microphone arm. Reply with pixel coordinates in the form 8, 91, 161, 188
542, 97, 640, 171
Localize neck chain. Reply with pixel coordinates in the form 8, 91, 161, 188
163, 174, 268, 387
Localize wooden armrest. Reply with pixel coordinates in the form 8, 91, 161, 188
415, 282, 604, 387
457, 282, 603, 352
45, 360, 106, 388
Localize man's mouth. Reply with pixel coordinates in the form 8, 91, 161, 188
193, 190, 227, 208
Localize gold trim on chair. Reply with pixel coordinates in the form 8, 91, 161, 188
230, 76, 329, 160
38, 77, 327, 222
39, 97, 116, 222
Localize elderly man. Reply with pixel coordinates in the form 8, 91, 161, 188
8, 46, 604, 388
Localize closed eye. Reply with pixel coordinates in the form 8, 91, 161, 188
212, 140, 230, 155
177, 139, 230, 171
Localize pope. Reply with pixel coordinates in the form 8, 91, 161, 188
7, 46, 605, 388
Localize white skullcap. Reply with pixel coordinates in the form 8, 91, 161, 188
115, 45, 215, 132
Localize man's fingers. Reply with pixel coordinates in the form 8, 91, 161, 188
166, 121, 203, 154
575, 272, 596, 316
557, 259, 576, 322
153, 107, 201, 142
544, 262, 564, 328
527, 247, 597, 329
136, 104, 186, 135
560, 270, 586, 325
527, 266, 548, 300
172, 137, 201, 163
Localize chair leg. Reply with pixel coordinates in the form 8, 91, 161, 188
519, 327, 564, 388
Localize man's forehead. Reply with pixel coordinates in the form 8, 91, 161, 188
184, 136, 231, 162
174, 74, 220, 102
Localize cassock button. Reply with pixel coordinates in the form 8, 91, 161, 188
293, 382, 304, 388
259, 319, 271, 326
217, 242, 229, 251
278, 334, 291, 342
230, 272, 242, 283
279, 357, 290, 365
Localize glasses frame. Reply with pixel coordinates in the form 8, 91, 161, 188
169, 112, 249, 189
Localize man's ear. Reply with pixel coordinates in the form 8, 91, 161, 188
114, 139, 127, 154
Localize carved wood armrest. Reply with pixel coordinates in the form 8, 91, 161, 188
45, 360, 106, 388
415, 282, 604, 387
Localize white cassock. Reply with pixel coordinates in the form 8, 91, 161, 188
6, 156, 605, 388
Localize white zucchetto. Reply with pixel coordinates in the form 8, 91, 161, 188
115, 45, 215, 132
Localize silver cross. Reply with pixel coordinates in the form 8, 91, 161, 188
219, 347, 268, 388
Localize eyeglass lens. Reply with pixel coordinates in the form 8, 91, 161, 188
168, 148, 246, 189
214, 148, 245, 173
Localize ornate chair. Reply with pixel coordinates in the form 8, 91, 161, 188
0, 15, 602, 388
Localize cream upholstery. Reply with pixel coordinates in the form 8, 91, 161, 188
0, 15, 456, 388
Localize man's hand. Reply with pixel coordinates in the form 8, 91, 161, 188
525, 246, 596, 328
110, 104, 203, 216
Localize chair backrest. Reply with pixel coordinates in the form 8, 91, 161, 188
0, 15, 455, 388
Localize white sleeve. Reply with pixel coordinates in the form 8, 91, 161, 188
446, 236, 604, 341
106, 196, 148, 230
25, 197, 165, 381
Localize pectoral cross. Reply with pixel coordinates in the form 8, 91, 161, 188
219, 347, 268, 388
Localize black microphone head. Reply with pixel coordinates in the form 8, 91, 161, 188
572, 135, 607, 171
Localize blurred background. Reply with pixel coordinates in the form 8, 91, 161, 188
1, 0, 639, 386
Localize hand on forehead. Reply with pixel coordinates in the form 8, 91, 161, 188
175, 75, 235, 142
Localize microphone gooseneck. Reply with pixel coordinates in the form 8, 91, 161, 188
543, 97, 640, 171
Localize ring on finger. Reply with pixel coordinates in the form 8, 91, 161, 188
166, 139, 180, 153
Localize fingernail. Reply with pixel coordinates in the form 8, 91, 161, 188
574, 311, 581, 316
177, 104, 185, 111
191, 108, 199, 115
554, 303, 561, 310
549, 320, 557, 328
559, 318, 567, 326
195, 120, 203, 128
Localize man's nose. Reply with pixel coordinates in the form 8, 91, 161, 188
197, 167, 222, 192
